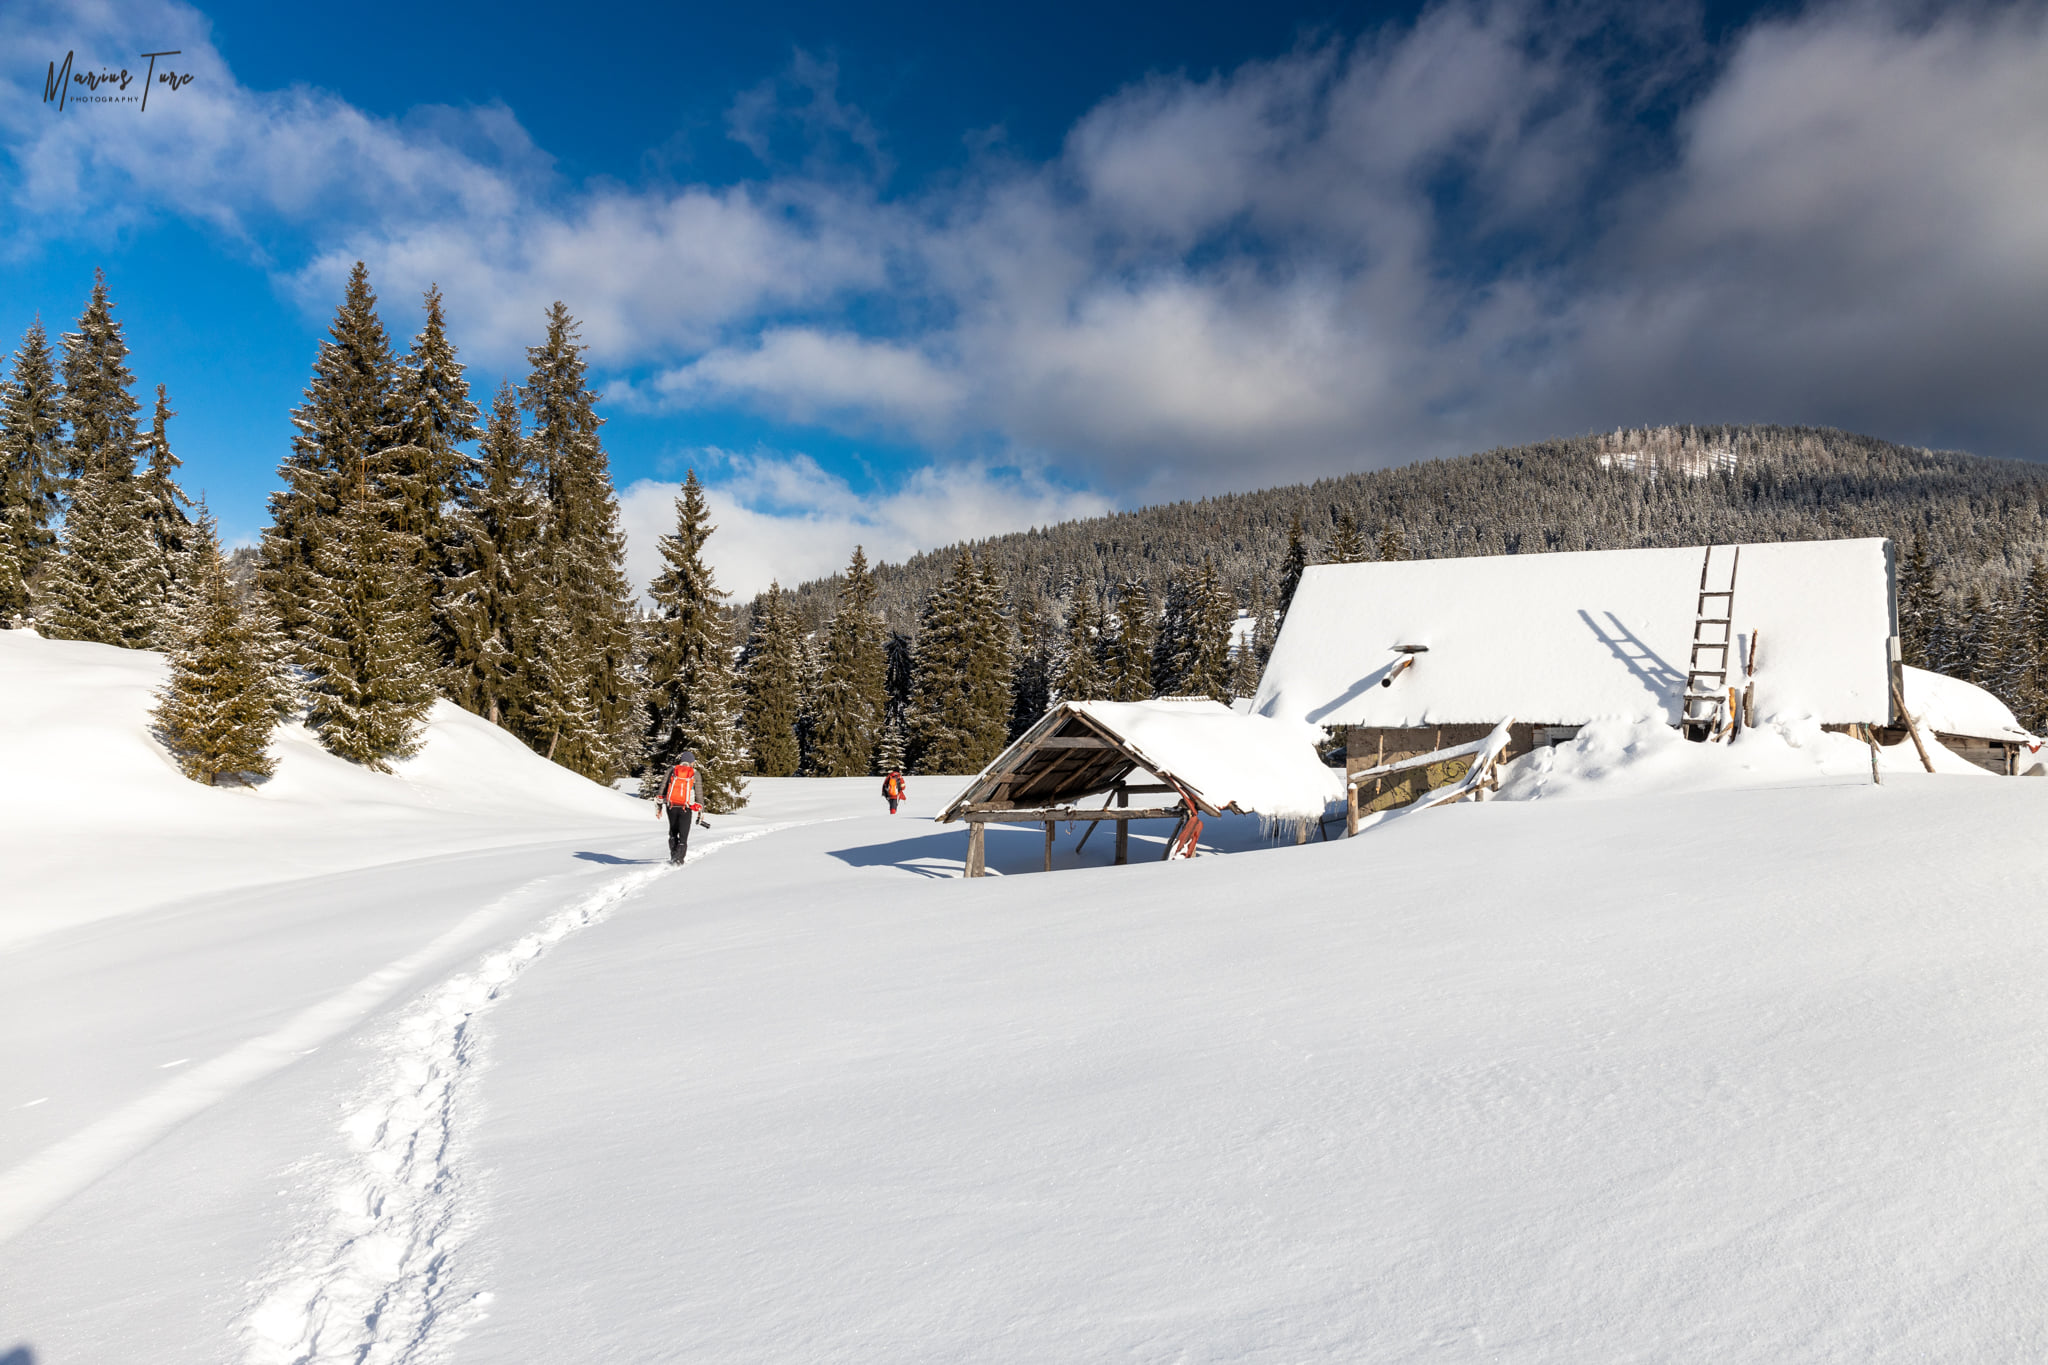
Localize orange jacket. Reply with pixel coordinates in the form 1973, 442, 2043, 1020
882, 773, 905, 799
663, 765, 699, 809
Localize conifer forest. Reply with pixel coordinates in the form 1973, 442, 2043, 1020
7, 272, 2048, 799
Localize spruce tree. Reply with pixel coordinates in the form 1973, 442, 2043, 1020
136, 384, 194, 639
1898, 533, 1938, 670
809, 546, 889, 775
391, 285, 482, 678
39, 459, 158, 647
1249, 579, 1277, 664
964, 557, 1015, 763
1052, 588, 1105, 702
1107, 577, 1155, 702
59, 270, 140, 487
640, 471, 747, 811
300, 488, 438, 769
1008, 592, 1053, 739
1154, 558, 1234, 699
151, 508, 282, 785
1377, 523, 1407, 561
740, 582, 803, 776
0, 317, 65, 624
267, 262, 440, 766
41, 273, 158, 646
907, 551, 977, 772
522, 302, 639, 780
1328, 509, 1368, 563
443, 383, 544, 727
1276, 513, 1310, 623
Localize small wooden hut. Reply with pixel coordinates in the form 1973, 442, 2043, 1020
937, 698, 1342, 876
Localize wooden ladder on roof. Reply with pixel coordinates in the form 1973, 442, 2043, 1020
1681, 545, 1739, 741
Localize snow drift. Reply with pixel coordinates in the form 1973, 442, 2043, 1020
0, 630, 646, 949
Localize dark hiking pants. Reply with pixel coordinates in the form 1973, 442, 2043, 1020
668, 806, 693, 864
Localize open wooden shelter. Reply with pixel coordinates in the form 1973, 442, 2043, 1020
937, 698, 1343, 876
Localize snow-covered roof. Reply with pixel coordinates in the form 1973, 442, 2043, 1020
941, 698, 1342, 823
1253, 539, 1895, 728
1902, 665, 2036, 743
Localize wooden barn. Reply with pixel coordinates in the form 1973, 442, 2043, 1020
937, 698, 1342, 876
1895, 666, 2045, 775
1249, 538, 1937, 831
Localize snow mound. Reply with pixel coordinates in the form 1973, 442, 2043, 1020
1497, 715, 1992, 804
0, 631, 646, 948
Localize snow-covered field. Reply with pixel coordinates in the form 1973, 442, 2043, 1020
6, 633, 2048, 1362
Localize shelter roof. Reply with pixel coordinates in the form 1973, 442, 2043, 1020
939, 698, 1341, 823
1903, 665, 2036, 742
1252, 539, 1895, 728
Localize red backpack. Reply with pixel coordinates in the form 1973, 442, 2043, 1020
664, 764, 697, 807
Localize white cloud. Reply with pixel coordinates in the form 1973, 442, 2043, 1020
619, 452, 1113, 601
9, 0, 2048, 513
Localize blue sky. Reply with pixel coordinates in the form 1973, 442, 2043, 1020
4, 0, 2046, 596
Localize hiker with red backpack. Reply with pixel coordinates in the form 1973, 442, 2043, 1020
657, 750, 705, 864
882, 769, 906, 814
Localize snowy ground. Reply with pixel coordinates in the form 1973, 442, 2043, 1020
5, 635, 2048, 1362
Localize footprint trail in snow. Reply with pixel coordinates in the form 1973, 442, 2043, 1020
241, 824, 787, 1365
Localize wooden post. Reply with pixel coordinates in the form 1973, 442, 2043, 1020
1866, 725, 1882, 785
1346, 777, 1359, 837
1114, 788, 1129, 865
966, 822, 986, 878
1044, 821, 1055, 872
1891, 681, 1938, 774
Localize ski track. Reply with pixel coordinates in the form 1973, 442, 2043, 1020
240, 823, 789, 1365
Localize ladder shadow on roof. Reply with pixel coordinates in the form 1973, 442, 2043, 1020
1578, 609, 1687, 710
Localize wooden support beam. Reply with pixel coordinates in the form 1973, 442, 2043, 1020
1891, 681, 1938, 774
1039, 736, 1112, 749
965, 822, 986, 878
961, 806, 1181, 823
1044, 822, 1055, 872
1115, 787, 1129, 865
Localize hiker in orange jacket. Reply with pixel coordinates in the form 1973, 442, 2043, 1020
657, 751, 704, 864
882, 769, 906, 814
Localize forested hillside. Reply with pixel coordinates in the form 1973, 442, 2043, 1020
781, 424, 2048, 636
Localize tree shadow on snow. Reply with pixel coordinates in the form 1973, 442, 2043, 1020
4, 1345, 39, 1365
574, 851, 659, 865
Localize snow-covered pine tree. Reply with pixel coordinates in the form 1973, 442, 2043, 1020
1897, 533, 1938, 670
262, 261, 398, 645
1151, 570, 1192, 695
38, 458, 159, 646
1328, 509, 1368, 563
1107, 577, 1155, 702
269, 262, 440, 767
443, 382, 544, 728
300, 488, 438, 769
740, 581, 803, 776
2003, 560, 2048, 733
963, 557, 1014, 766
1276, 512, 1309, 622
59, 270, 140, 490
390, 285, 482, 680
1249, 578, 1276, 664
1155, 557, 1234, 700
808, 546, 889, 775
151, 507, 282, 785
640, 471, 747, 811
1051, 586, 1104, 702
135, 384, 194, 640
874, 713, 907, 774
40, 273, 160, 646
1007, 592, 1053, 740
906, 551, 974, 773
0, 317, 66, 625
1377, 523, 1406, 561
521, 302, 639, 781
